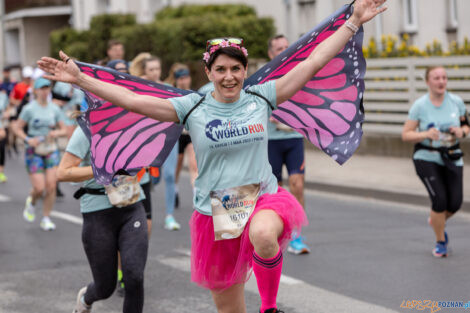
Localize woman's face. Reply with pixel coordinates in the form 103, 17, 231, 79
144, 60, 162, 82
175, 75, 191, 90
35, 86, 51, 102
205, 54, 246, 103
426, 67, 447, 96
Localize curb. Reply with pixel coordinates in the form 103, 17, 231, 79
302, 180, 470, 212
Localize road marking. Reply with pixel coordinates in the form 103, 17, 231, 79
155, 253, 399, 313
50, 211, 83, 225
0, 194, 11, 202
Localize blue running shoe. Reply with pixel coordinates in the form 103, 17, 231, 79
287, 236, 310, 255
432, 242, 447, 258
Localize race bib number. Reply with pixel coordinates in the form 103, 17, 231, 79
34, 137, 58, 156
105, 175, 141, 208
210, 183, 260, 241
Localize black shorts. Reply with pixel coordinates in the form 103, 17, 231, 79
178, 134, 192, 154
268, 138, 305, 182
414, 159, 463, 213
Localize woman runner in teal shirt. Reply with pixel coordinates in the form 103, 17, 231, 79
38, 1, 386, 312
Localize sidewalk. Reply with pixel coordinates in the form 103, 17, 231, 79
303, 149, 470, 211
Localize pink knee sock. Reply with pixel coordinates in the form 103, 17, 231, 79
252, 249, 283, 313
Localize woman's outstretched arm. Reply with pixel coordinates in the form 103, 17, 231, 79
275, 0, 387, 105
38, 51, 179, 123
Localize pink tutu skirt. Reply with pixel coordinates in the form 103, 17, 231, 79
189, 186, 308, 291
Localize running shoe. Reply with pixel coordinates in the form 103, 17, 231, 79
23, 196, 35, 222
40, 216, 56, 231
287, 236, 310, 255
260, 309, 285, 313
0, 172, 7, 183
164, 215, 181, 230
116, 279, 125, 297
432, 241, 447, 258
73, 286, 92, 313
428, 217, 449, 245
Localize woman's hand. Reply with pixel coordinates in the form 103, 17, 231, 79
48, 129, 60, 139
27, 137, 40, 148
37, 51, 81, 84
352, 0, 387, 25
426, 128, 440, 141
449, 126, 465, 139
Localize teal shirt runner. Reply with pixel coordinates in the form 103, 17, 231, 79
66, 127, 145, 214
18, 100, 65, 137
170, 81, 279, 216
408, 92, 466, 166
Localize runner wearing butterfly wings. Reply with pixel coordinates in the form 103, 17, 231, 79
38, 1, 386, 312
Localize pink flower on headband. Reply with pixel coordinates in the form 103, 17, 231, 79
202, 40, 249, 62
241, 47, 248, 57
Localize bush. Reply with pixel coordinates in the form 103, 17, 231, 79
87, 14, 136, 62
50, 27, 90, 59
155, 4, 256, 20
49, 4, 275, 75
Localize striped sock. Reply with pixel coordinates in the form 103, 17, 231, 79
252, 249, 283, 313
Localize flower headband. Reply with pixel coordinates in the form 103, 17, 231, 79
202, 37, 248, 63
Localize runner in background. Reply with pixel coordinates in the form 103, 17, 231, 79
141, 56, 180, 231
58, 126, 148, 313
402, 66, 469, 258
267, 34, 310, 255
11, 77, 67, 230
165, 63, 198, 208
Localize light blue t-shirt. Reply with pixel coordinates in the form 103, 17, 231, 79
66, 127, 145, 213
408, 92, 466, 166
170, 81, 279, 215
19, 100, 65, 137
267, 119, 304, 140
0, 92, 7, 112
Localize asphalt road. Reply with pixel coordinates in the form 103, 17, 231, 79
1, 153, 469, 313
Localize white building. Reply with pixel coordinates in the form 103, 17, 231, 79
1, 0, 470, 73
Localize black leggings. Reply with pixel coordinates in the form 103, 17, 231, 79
0, 135, 6, 166
82, 202, 148, 313
141, 182, 152, 220
414, 159, 463, 213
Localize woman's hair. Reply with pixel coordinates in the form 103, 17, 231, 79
425, 66, 446, 81
129, 52, 151, 77
106, 59, 128, 72
165, 63, 190, 87
142, 56, 161, 72
205, 47, 248, 71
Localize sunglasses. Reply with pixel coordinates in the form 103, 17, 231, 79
206, 38, 244, 50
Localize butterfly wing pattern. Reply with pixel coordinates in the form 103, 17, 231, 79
76, 62, 195, 184
76, 3, 365, 184
244, 4, 365, 165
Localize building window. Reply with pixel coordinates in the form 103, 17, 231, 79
97, 0, 111, 13
298, 0, 316, 36
402, 0, 418, 33
447, 0, 458, 30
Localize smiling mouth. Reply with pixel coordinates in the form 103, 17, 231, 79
223, 84, 236, 89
